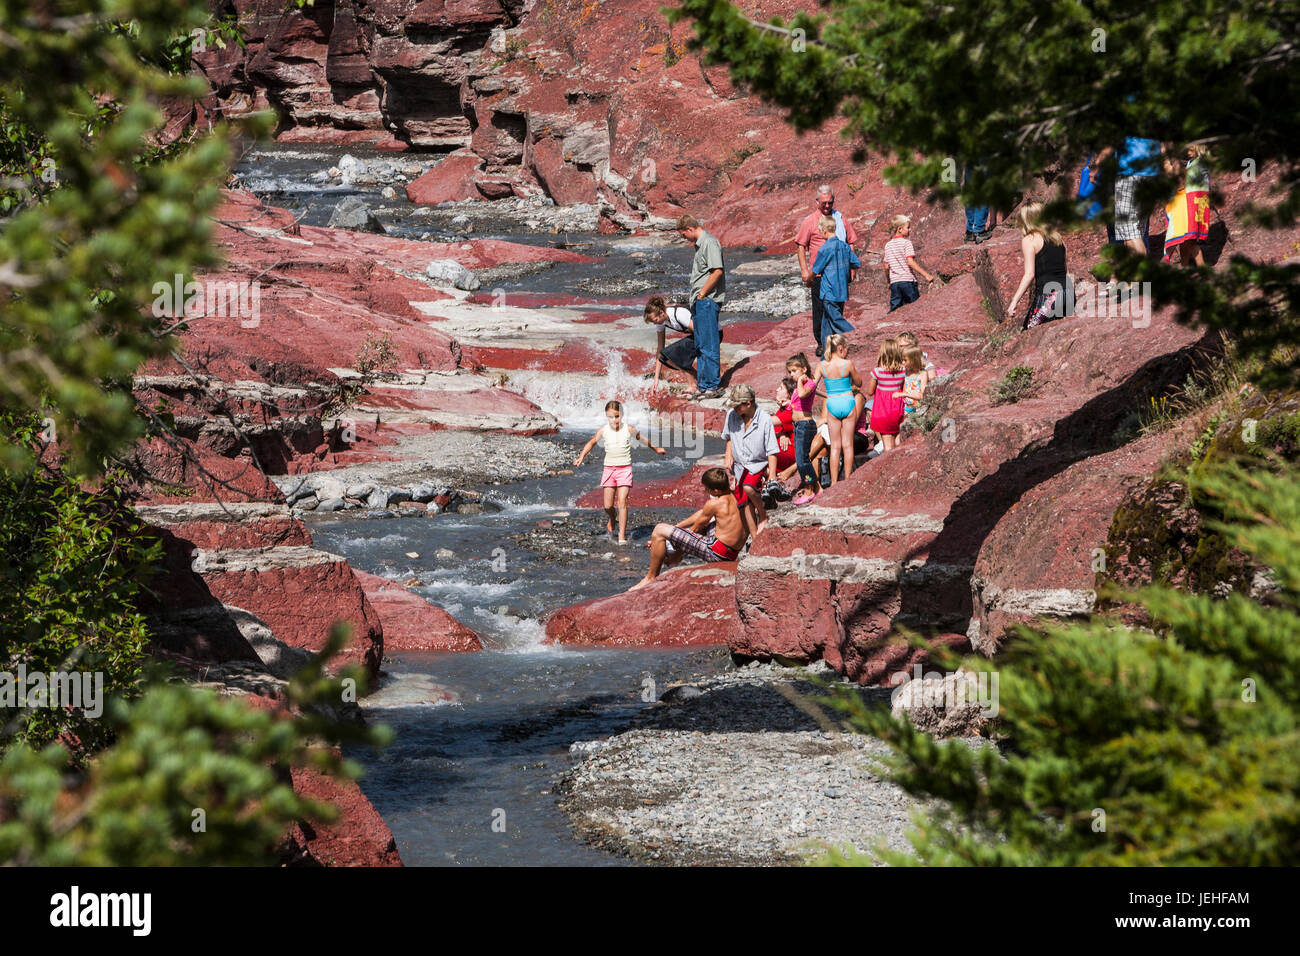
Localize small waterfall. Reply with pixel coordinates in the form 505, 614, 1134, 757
509, 342, 660, 432
470, 607, 554, 653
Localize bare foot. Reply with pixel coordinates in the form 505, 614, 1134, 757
628, 575, 654, 592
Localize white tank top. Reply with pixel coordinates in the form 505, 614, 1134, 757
664, 305, 693, 334
601, 424, 632, 466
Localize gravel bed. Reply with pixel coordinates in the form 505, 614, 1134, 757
721, 277, 811, 316
558, 663, 990, 866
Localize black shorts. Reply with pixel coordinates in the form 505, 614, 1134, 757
659, 334, 698, 371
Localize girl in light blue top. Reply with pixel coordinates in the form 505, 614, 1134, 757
809, 334, 863, 485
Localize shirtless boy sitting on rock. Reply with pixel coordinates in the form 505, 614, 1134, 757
629, 467, 748, 591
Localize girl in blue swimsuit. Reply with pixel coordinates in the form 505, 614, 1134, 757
810, 333, 863, 485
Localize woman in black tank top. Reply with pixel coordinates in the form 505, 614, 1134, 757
1006, 202, 1073, 330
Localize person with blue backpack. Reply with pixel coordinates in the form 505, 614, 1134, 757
1076, 152, 1114, 243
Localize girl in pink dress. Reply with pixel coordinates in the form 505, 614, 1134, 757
866, 338, 907, 451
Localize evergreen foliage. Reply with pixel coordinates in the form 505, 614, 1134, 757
0, 4, 388, 867
0, 412, 160, 754
0, 625, 390, 866
824, 462, 1299, 865
0, 0, 247, 476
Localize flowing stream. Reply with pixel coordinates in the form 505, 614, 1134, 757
237, 145, 794, 865
309, 438, 730, 867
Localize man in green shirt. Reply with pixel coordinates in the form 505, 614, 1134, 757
677, 214, 725, 399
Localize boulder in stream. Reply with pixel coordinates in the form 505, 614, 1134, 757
426, 258, 480, 291
328, 196, 386, 234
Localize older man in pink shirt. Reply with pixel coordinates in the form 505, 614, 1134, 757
795, 185, 860, 358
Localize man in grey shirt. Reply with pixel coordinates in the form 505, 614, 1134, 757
721, 383, 779, 536
677, 213, 725, 399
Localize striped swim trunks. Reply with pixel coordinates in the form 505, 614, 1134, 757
667, 526, 739, 562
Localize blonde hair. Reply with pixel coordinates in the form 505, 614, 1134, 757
890, 214, 911, 233
896, 331, 918, 349
1014, 201, 1062, 245
1186, 143, 1210, 160
818, 215, 837, 233
877, 338, 905, 371
825, 333, 851, 357
903, 346, 925, 374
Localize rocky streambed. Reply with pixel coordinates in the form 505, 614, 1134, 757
558, 663, 991, 866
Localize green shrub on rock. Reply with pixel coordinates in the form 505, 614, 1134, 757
990, 365, 1038, 405
0, 417, 161, 755
0, 625, 389, 866
828, 462, 1300, 866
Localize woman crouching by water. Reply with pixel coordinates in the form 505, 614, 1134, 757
644, 294, 696, 390
1006, 201, 1073, 330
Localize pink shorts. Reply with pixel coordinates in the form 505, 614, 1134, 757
601, 465, 634, 488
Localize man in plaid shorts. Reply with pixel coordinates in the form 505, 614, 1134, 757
1092, 136, 1162, 256
628, 467, 748, 591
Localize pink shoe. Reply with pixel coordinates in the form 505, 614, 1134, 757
792, 491, 818, 505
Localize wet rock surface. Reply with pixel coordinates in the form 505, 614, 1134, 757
327, 194, 387, 233
723, 277, 809, 316
575, 274, 657, 297
353, 570, 484, 654
546, 561, 740, 648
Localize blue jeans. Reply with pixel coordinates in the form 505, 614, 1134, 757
819, 300, 853, 352
962, 164, 988, 232
889, 281, 919, 312
691, 297, 721, 391
793, 419, 817, 487
809, 274, 825, 352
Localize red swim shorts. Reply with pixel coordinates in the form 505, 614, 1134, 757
733, 468, 764, 506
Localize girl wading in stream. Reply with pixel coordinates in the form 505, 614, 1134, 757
574, 400, 666, 544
